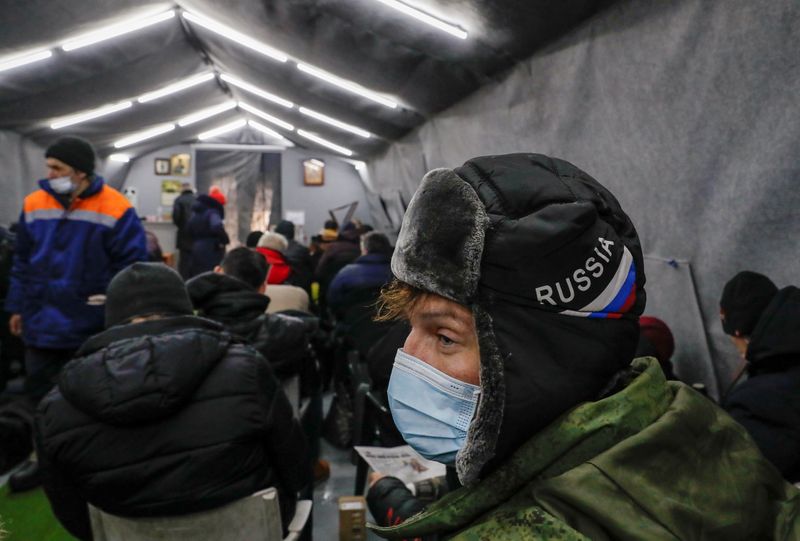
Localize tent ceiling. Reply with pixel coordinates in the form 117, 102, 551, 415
0, 0, 612, 159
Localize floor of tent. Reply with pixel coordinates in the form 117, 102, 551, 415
0, 393, 383, 540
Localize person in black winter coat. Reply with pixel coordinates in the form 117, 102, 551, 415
35, 263, 309, 540
720, 271, 800, 483
171, 183, 196, 278
185, 189, 229, 278
186, 247, 311, 380
328, 232, 395, 355
275, 220, 314, 293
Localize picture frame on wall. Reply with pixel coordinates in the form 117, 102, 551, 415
154, 158, 170, 175
302, 158, 325, 186
170, 153, 191, 177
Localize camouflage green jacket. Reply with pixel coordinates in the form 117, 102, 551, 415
371, 358, 800, 540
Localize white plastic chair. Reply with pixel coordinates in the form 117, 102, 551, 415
89, 488, 312, 541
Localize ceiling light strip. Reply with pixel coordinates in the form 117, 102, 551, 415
114, 123, 176, 148
182, 11, 288, 63
0, 49, 53, 73
137, 72, 216, 103
297, 63, 397, 109
374, 0, 467, 39
221, 74, 293, 108
61, 9, 176, 51
298, 107, 370, 138
238, 102, 295, 131
296, 129, 353, 156
177, 101, 237, 127
248, 120, 292, 144
108, 154, 131, 163
198, 118, 247, 140
51, 101, 133, 129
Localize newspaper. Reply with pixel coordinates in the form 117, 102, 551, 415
353, 445, 446, 485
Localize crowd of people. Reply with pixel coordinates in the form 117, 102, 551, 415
0, 139, 798, 539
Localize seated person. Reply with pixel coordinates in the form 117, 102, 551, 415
187, 247, 312, 380
721, 271, 800, 483
35, 263, 309, 540
328, 232, 394, 355
256, 232, 293, 285
635, 315, 677, 380
367, 154, 800, 539
316, 223, 361, 314
245, 230, 264, 248
275, 220, 314, 292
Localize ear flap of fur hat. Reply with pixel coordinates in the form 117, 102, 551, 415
391, 168, 489, 304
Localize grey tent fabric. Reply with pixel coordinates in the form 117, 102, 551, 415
367, 0, 800, 387
0, 130, 46, 226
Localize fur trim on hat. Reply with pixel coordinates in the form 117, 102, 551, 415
258, 231, 288, 252
391, 168, 489, 304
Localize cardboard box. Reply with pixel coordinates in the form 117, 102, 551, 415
338, 496, 367, 541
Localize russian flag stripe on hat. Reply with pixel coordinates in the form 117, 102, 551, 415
560, 246, 636, 319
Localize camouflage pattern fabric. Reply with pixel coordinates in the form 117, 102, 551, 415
371, 358, 800, 540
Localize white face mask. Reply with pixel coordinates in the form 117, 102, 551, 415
49, 176, 76, 194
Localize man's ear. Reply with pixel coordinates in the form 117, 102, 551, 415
213, 265, 224, 274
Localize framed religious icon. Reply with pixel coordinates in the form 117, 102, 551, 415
154, 158, 170, 175
170, 153, 191, 176
302, 158, 325, 186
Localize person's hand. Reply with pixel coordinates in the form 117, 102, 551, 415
368, 471, 387, 488
9, 314, 22, 336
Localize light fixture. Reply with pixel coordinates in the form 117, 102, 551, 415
198, 118, 247, 140
373, 0, 467, 39
238, 102, 294, 131
137, 72, 216, 103
177, 101, 237, 127
61, 9, 176, 52
248, 120, 292, 144
297, 63, 397, 109
114, 123, 176, 148
50, 101, 133, 129
182, 11, 288, 63
0, 48, 53, 74
296, 129, 353, 156
108, 154, 131, 163
298, 107, 371, 138
221, 74, 293, 109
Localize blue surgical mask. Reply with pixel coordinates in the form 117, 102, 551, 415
387, 349, 480, 465
48, 176, 76, 194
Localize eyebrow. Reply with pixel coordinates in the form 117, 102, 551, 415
415, 310, 468, 327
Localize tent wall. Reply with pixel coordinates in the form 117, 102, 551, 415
367, 0, 800, 392
0, 130, 46, 226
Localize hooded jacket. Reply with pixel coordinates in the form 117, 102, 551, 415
186, 272, 310, 378
5, 177, 147, 349
35, 316, 308, 541
724, 286, 800, 482
185, 194, 229, 277
256, 246, 293, 285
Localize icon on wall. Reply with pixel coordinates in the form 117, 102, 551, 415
154, 158, 170, 175
170, 153, 191, 177
303, 158, 325, 186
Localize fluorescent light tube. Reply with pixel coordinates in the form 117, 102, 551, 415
296, 129, 354, 156
50, 101, 133, 129
182, 11, 288, 63
238, 102, 294, 131
221, 74, 293, 109
108, 154, 131, 163
297, 63, 397, 109
0, 49, 53, 73
137, 72, 215, 103
298, 107, 370, 138
248, 120, 292, 144
61, 10, 176, 52
374, 0, 467, 39
198, 118, 247, 140
177, 101, 237, 127
114, 123, 176, 148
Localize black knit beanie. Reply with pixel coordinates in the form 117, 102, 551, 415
720, 271, 777, 336
45, 136, 96, 175
105, 262, 194, 328
275, 220, 295, 240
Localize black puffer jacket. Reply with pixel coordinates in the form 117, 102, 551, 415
186, 272, 310, 378
724, 286, 800, 482
35, 316, 309, 541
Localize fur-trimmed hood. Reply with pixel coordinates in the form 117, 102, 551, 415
392, 153, 646, 485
